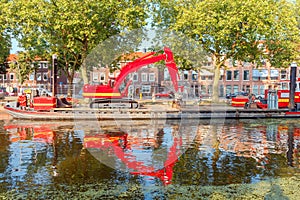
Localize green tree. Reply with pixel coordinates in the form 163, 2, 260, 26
0, 1, 11, 72
7, 0, 148, 96
151, 0, 300, 102
149, 28, 209, 71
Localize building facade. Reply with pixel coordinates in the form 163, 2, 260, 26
3, 53, 298, 98
1, 54, 68, 95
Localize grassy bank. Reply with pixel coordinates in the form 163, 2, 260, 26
1, 175, 299, 200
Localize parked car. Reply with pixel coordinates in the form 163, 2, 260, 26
255, 94, 265, 100
155, 91, 174, 99
226, 93, 237, 99
226, 91, 249, 99
226, 92, 249, 99
38, 88, 53, 97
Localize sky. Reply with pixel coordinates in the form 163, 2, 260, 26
11, 38, 24, 54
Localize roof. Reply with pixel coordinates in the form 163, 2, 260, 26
7, 54, 18, 62
6, 54, 46, 62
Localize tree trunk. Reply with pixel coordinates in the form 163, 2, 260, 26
81, 61, 89, 85
81, 37, 89, 85
67, 81, 73, 97
212, 61, 221, 103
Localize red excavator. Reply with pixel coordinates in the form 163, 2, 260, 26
82, 47, 180, 108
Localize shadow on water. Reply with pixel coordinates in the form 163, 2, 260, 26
0, 118, 299, 199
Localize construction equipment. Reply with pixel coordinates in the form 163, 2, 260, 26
82, 47, 180, 108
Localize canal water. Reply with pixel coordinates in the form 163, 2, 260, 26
0, 113, 300, 199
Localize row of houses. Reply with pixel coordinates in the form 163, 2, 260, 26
1, 52, 298, 98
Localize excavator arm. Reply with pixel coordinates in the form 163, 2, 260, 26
83, 47, 180, 107
113, 47, 179, 92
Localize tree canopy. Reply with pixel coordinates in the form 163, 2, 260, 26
151, 0, 300, 101
0, 2, 11, 67
4, 0, 149, 94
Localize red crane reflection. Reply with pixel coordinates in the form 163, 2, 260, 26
84, 130, 182, 185
4, 122, 182, 185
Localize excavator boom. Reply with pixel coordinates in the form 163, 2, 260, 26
82, 47, 180, 108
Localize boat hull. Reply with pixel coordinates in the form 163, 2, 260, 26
4, 105, 300, 120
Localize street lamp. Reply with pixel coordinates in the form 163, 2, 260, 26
289, 62, 297, 111
52, 54, 58, 97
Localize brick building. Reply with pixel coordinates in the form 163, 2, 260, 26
89, 51, 298, 99
3, 52, 298, 98
1, 54, 67, 94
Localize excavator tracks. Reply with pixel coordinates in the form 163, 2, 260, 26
89, 98, 139, 109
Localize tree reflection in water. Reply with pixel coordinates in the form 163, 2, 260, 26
0, 118, 299, 197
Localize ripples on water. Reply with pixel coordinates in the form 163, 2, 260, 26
0, 118, 300, 198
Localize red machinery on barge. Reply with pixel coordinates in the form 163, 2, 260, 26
82, 47, 179, 108
3, 47, 181, 119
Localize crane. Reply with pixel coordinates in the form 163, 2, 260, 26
82, 47, 180, 108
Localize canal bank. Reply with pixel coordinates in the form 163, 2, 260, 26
1, 97, 299, 120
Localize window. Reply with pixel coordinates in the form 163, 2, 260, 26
233, 85, 239, 93
201, 85, 206, 94
192, 71, 198, 81
280, 70, 287, 80
201, 76, 206, 80
259, 85, 265, 95
29, 73, 35, 81
226, 85, 231, 94
208, 85, 213, 94
93, 72, 99, 82
252, 76, 258, 81
270, 69, 278, 81
141, 73, 147, 82
43, 73, 48, 81
243, 70, 249, 80
281, 82, 289, 90
149, 73, 155, 82
252, 85, 258, 94
183, 71, 188, 80
100, 73, 105, 82
208, 76, 213, 80
36, 73, 42, 81
204, 61, 212, 66
132, 73, 138, 82
141, 85, 151, 93
40, 63, 48, 68
252, 69, 268, 81
10, 73, 14, 80
226, 71, 232, 81
233, 70, 239, 81
164, 68, 170, 81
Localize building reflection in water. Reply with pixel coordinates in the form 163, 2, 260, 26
1, 119, 299, 193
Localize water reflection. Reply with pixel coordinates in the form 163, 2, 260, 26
77, 119, 198, 185
0, 118, 299, 195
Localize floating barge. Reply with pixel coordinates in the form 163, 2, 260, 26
3, 104, 299, 120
